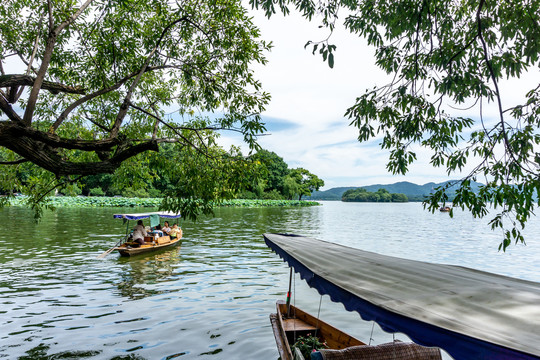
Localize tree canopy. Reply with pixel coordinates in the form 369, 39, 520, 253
251, 0, 540, 249
286, 167, 324, 200
242, 149, 324, 200
0, 0, 270, 219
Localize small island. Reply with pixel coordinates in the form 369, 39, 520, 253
341, 188, 408, 202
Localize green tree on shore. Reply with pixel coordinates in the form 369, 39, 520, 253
250, 150, 289, 195
0, 0, 270, 219
287, 168, 325, 200
242, 150, 324, 200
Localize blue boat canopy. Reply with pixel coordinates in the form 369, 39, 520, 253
113, 211, 181, 220
264, 233, 540, 360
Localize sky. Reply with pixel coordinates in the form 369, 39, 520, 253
216, 8, 538, 190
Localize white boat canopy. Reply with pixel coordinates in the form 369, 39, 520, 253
263, 233, 540, 360
113, 211, 181, 220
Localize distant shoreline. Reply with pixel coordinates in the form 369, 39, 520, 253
306, 180, 482, 201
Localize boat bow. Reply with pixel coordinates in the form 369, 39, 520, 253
263, 233, 540, 360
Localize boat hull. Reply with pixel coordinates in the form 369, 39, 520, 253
270, 300, 364, 360
115, 237, 181, 257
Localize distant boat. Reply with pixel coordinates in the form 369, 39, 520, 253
264, 233, 540, 360
439, 206, 451, 212
114, 235, 181, 257
113, 212, 182, 257
98, 212, 182, 258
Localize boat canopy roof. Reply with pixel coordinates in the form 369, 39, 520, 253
264, 233, 540, 360
113, 211, 180, 220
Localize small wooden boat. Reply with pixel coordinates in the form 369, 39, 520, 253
115, 234, 181, 257
439, 206, 451, 212
270, 300, 364, 360
97, 211, 182, 258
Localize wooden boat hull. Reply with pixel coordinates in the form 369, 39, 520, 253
115, 236, 181, 257
270, 300, 365, 360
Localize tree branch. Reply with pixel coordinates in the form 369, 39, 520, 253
51, 65, 174, 132
15, 14, 45, 102
1, 121, 119, 151
127, 101, 208, 156
0, 74, 85, 96
109, 16, 189, 138
47, 0, 54, 30
0, 95, 24, 124
0, 158, 28, 165
55, 0, 95, 34
0, 122, 161, 176
23, 0, 95, 125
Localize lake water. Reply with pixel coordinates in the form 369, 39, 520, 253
0, 201, 539, 359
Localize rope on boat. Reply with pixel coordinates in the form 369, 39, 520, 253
313, 294, 323, 353
369, 322, 375, 345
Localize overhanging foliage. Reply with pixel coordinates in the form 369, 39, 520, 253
251, 0, 540, 249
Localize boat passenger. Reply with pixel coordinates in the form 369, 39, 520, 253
132, 220, 147, 246
169, 223, 182, 240
162, 221, 171, 235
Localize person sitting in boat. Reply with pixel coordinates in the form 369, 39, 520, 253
150, 224, 164, 237
132, 220, 147, 246
162, 221, 171, 235
169, 223, 182, 240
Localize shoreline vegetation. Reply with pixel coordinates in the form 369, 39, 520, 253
6, 196, 320, 208
341, 188, 408, 203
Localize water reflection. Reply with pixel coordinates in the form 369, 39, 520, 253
116, 247, 182, 300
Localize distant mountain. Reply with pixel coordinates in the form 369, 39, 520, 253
305, 180, 483, 201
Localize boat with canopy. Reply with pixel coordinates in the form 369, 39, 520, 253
99, 211, 182, 257
264, 233, 540, 360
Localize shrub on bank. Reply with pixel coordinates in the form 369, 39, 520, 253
89, 187, 105, 196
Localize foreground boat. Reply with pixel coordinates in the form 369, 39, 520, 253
270, 300, 365, 360
264, 233, 540, 360
271, 299, 442, 360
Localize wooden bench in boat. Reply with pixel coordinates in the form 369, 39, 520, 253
156, 236, 171, 245
282, 317, 317, 332
142, 235, 171, 245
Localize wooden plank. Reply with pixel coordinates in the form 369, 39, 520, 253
282, 318, 317, 332
270, 313, 292, 360
275, 301, 294, 360
157, 236, 170, 245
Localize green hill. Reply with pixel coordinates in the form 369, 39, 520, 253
305, 180, 483, 201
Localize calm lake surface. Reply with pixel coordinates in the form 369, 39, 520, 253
1, 201, 539, 359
